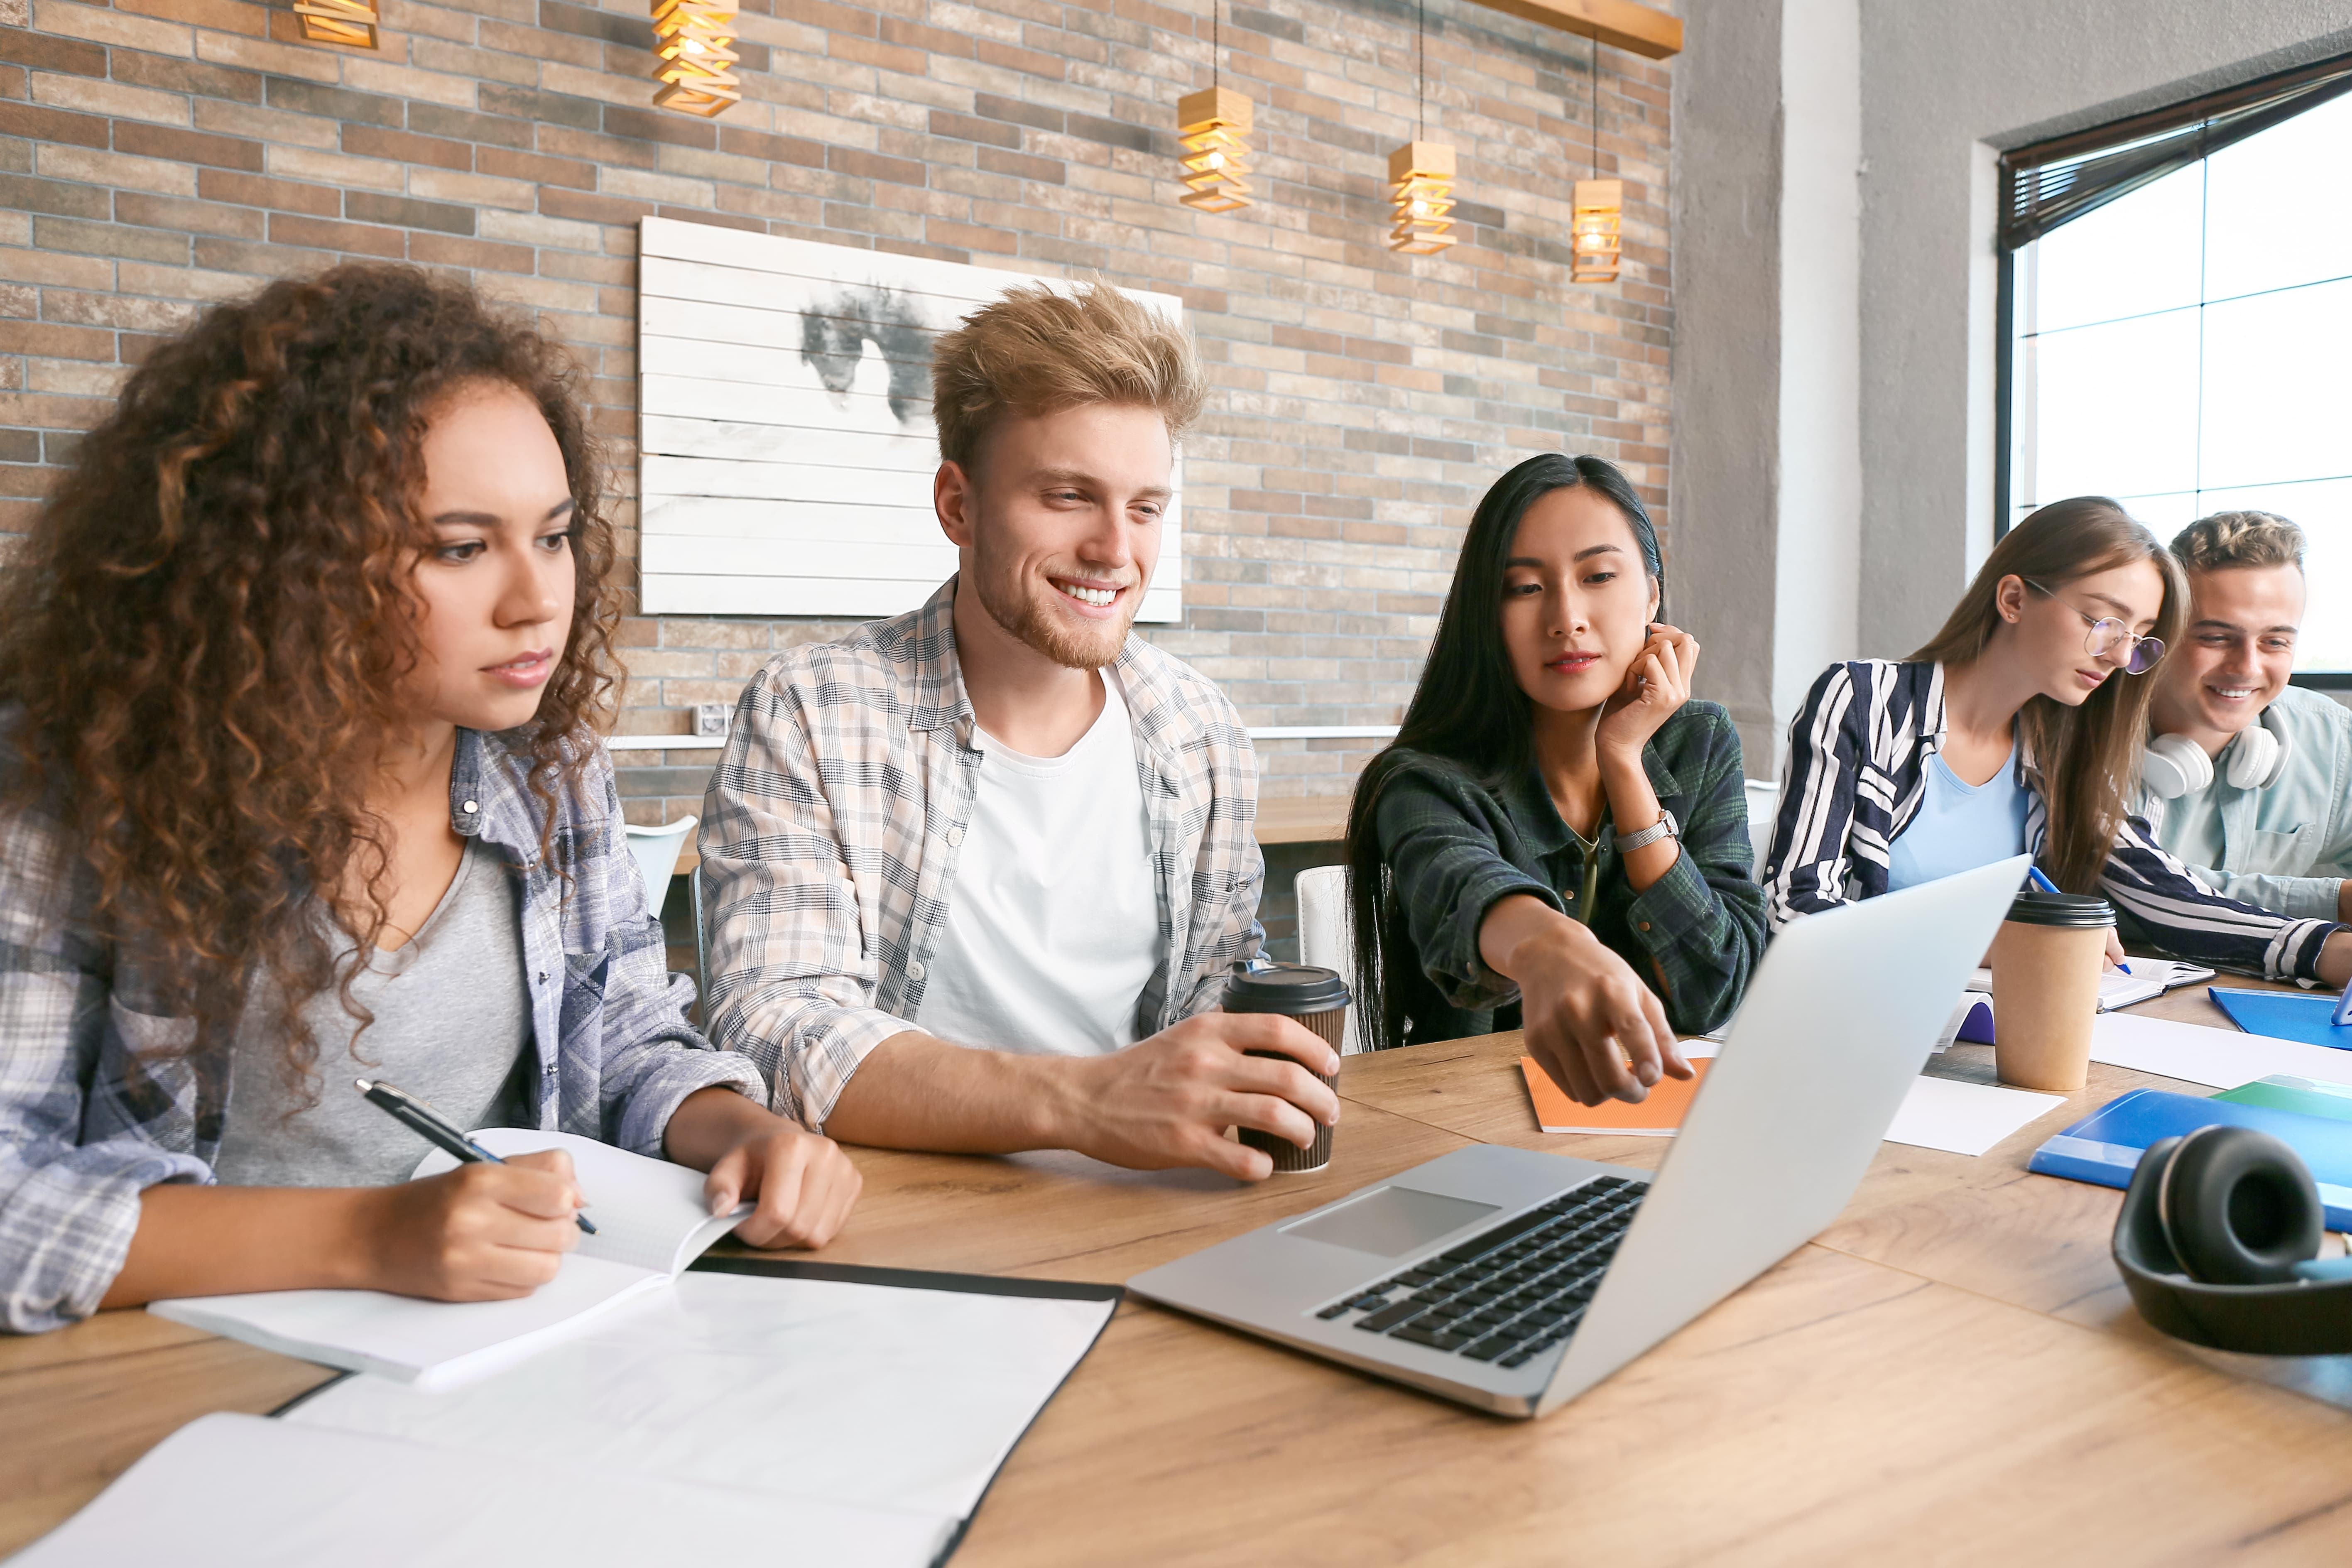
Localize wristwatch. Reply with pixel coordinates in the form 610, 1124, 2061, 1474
1615, 809, 1680, 853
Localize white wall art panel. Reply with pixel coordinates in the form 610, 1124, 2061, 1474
635, 217, 1186, 622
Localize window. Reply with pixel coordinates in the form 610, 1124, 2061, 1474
1999, 56, 2352, 674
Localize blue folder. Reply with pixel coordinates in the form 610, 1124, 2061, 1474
2206, 986, 2352, 1050
2026, 1087, 2352, 1230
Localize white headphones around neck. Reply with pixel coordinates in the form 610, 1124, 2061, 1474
2144, 708, 2294, 799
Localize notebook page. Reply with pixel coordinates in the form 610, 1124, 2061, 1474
150, 1254, 668, 1391
289, 1269, 1119, 1521
413, 1128, 750, 1275
10, 1412, 953, 1568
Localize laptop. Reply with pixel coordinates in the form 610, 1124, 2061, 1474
1127, 854, 2029, 1418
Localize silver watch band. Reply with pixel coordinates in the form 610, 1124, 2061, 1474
1615, 809, 1680, 853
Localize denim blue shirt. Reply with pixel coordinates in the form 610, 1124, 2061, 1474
0, 722, 760, 1333
2135, 685, 2352, 921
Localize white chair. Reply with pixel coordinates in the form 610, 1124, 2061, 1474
1743, 779, 1779, 875
1293, 864, 1375, 1054
622, 813, 697, 918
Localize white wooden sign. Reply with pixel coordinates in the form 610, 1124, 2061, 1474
635, 217, 1185, 622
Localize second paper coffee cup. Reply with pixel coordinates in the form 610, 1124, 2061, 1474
1225, 963, 1350, 1174
1988, 890, 2114, 1092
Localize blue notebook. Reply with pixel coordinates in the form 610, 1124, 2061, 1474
2026, 1087, 2352, 1230
2206, 987, 2352, 1050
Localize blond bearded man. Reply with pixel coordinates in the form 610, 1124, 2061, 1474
699, 284, 1337, 1179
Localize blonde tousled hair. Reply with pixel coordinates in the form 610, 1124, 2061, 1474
2172, 510, 2306, 574
929, 280, 1203, 473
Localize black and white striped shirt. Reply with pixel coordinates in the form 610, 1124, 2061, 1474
1762, 659, 2341, 982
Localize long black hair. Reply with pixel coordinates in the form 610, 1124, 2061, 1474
1340, 453, 1663, 1052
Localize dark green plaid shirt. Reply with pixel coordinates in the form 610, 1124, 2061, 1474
1368, 701, 1767, 1044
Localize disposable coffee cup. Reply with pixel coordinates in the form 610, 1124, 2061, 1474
1225, 963, 1351, 1174
1987, 890, 2115, 1092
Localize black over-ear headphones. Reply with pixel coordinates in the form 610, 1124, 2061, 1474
2113, 1125, 2352, 1355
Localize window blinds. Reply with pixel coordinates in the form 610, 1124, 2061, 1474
1999, 51, 2352, 251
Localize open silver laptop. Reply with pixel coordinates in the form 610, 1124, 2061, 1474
1128, 854, 2029, 1418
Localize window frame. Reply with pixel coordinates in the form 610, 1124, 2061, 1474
1992, 50, 2352, 685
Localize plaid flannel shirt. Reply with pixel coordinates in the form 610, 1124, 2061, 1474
0, 720, 759, 1334
1366, 701, 1767, 1041
699, 578, 1266, 1129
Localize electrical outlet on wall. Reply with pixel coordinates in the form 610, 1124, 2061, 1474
694, 703, 732, 738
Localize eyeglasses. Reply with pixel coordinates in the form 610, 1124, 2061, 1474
2022, 578, 2165, 674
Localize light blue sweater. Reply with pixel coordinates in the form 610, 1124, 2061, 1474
2136, 684, 2352, 921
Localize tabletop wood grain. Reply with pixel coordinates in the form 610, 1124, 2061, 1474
9, 974, 2352, 1563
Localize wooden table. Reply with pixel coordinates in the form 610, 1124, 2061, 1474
1254, 794, 1350, 845
11, 985, 2352, 1562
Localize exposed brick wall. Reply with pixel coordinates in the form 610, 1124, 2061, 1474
2, 0, 1675, 946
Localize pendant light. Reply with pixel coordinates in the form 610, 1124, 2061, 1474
1387, 0, 1456, 253
1178, 2, 1253, 213
1570, 39, 1621, 283
652, 0, 742, 118
293, 0, 381, 47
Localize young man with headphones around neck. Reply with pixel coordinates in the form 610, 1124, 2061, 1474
2141, 512, 2352, 923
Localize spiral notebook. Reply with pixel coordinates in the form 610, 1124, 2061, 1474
148, 1129, 751, 1390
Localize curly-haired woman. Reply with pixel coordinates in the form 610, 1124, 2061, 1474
0, 265, 859, 1333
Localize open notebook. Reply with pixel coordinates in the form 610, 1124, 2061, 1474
27, 1262, 1124, 1568
149, 1130, 749, 1391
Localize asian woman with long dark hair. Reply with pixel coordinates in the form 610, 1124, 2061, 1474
1343, 455, 1767, 1108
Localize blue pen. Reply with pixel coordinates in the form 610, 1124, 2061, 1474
2026, 865, 2129, 972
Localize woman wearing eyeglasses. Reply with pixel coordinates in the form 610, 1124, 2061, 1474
1762, 495, 2352, 986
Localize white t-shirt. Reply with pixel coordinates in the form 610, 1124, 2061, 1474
913, 669, 1161, 1056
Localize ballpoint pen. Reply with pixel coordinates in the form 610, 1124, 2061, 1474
355, 1078, 596, 1234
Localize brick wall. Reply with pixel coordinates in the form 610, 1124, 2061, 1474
0, 0, 1674, 948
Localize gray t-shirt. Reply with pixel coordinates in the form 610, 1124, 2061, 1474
212, 838, 533, 1188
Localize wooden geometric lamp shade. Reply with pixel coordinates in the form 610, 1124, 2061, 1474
1387, 141, 1458, 254
292, 0, 381, 48
1571, 178, 1622, 283
1177, 85, 1254, 213
652, 0, 742, 118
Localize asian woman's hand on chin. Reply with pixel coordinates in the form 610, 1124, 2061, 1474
1594, 623, 1699, 764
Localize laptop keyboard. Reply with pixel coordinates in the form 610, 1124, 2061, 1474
1312, 1176, 1645, 1369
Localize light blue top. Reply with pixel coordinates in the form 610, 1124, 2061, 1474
1885, 740, 2031, 893
2135, 684, 2352, 920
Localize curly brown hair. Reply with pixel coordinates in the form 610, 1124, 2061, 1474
0, 262, 620, 1092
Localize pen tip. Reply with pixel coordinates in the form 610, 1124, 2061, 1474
354, 1078, 374, 1092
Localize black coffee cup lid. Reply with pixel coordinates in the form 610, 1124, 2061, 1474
2006, 891, 2116, 929
1225, 963, 1352, 1013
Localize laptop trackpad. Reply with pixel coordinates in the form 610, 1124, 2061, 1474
1281, 1187, 1499, 1257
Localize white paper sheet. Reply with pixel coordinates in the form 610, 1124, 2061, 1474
286, 1268, 1119, 1521
412, 1129, 748, 1276
2090, 1011, 2352, 1090
1882, 1076, 2067, 1156
8, 1413, 952, 1568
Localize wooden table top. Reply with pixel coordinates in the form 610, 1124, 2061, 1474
1254, 794, 1350, 846
9, 981, 2352, 1562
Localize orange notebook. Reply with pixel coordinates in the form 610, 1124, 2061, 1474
1518, 1056, 1713, 1135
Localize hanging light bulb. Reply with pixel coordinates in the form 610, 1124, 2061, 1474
292, 0, 381, 48
1177, 86, 1254, 213
651, 0, 742, 118
1388, 141, 1457, 253
1571, 178, 1622, 282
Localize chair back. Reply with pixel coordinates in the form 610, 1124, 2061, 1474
622, 814, 697, 917
1294, 864, 1374, 1054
